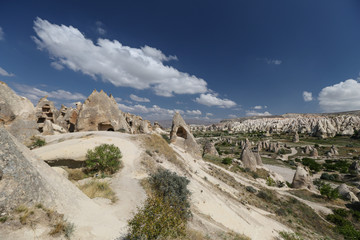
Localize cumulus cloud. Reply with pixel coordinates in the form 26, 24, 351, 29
32, 18, 207, 97
130, 94, 150, 102
253, 105, 267, 110
186, 110, 201, 115
245, 110, 272, 117
206, 113, 213, 117
303, 91, 313, 102
14, 83, 86, 103
228, 114, 237, 118
0, 27, 4, 40
0, 66, 14, 77
318, 79, 360, 112
95, 21, 106, 35
195, 93, 236, 108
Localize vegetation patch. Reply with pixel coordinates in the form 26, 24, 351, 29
78, 180, 117, 203
142, 134, 183, 169
125, 169, 191, 240
29, 137, 46, 149
326, 208, 360, 240
86, 143, 122, 174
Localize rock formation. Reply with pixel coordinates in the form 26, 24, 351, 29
76, 90, 130, 132
170, 112, 201, 157
35, 96, 58, 133
337, 184, 359, 202
291, 166, 314, 190
125, 113, 152, 134
293, 132, 299, 143
194, 113, 360, 139
311, 148, 318, 157
0, 81, 39, 145
240, 141, 257, 171
254, 151, 263, 166
203, 140, 219, 156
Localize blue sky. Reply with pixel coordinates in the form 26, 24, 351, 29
1, 0, 360, 120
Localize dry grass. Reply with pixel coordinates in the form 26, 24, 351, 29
78, 180, 117, 203
66, 168, 88, 181
141, 134, 184, 169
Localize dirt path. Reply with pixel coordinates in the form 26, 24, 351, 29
278, 147, 297, 161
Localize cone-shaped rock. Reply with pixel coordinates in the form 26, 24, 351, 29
76, 90, 129, 132
240, 141, 257, 171
170, 112, 201, 157
291, 166, 314, 190
203, 140, 219, 156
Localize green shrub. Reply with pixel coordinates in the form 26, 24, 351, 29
278, 231, 304, 240
320, 173, 339, 181
85, 144, 122, 174
320, 183, 339, 200
323, 160, 350, 173
302, 158, 321, 172
126, 170, 191, 240
266, 177, 276, 187
31, 137, 46, 148
221, 157, 233, 165
149, 169, 190, 216
326, 211, 360, 240
160, 134, 171, 144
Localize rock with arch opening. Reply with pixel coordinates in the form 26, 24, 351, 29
170, 112, 201, 157
76, 90, 130, 132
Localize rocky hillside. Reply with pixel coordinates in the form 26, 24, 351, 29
191, 112, 360, 138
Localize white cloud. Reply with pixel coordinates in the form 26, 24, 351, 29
0, 27, 4, 40
14, 84, 86, 103
266, 59, 282, 65
0, 66, 14, 77
206, 113, 213, 117
195, 93, 236, 108
318, 79, 360, 112
303, 91, 313, 102
118, 102, 185, 119
254, 105, 262, 109
50, 61, 64, 70
245, 110, 272, 117
130, 94, 150, 102
96, 21, 106, 35
228, 114, 237, 118
186, 110, 201, 115
32, 18, 207, 97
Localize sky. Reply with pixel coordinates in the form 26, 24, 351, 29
1, 0, 360, 121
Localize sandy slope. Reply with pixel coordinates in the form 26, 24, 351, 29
32, 132, 147, 239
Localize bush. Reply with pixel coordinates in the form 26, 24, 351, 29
301, 158, 321, 172
30, 137, 46, 149
85, 144, 122, 174
320, 183, 339, 200
161, 134, 171, 144
320, 173, 339, 181
126, 196, 187, 240
149, 169, 190, 216
326, 211, 360, 240
266, 177, 276, 187
221, 157, 233, 165
126, 169, 191, 240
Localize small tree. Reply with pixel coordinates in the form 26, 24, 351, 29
320, 183, 339, 200
86, 144, 122, 174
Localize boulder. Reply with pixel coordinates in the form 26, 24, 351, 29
349, 161, 360, 175
169, 112, 201, 157
76, 90, 129, 132
337, 184, 359, 202
291, 166, 314, 190
203, 140, 219, 156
